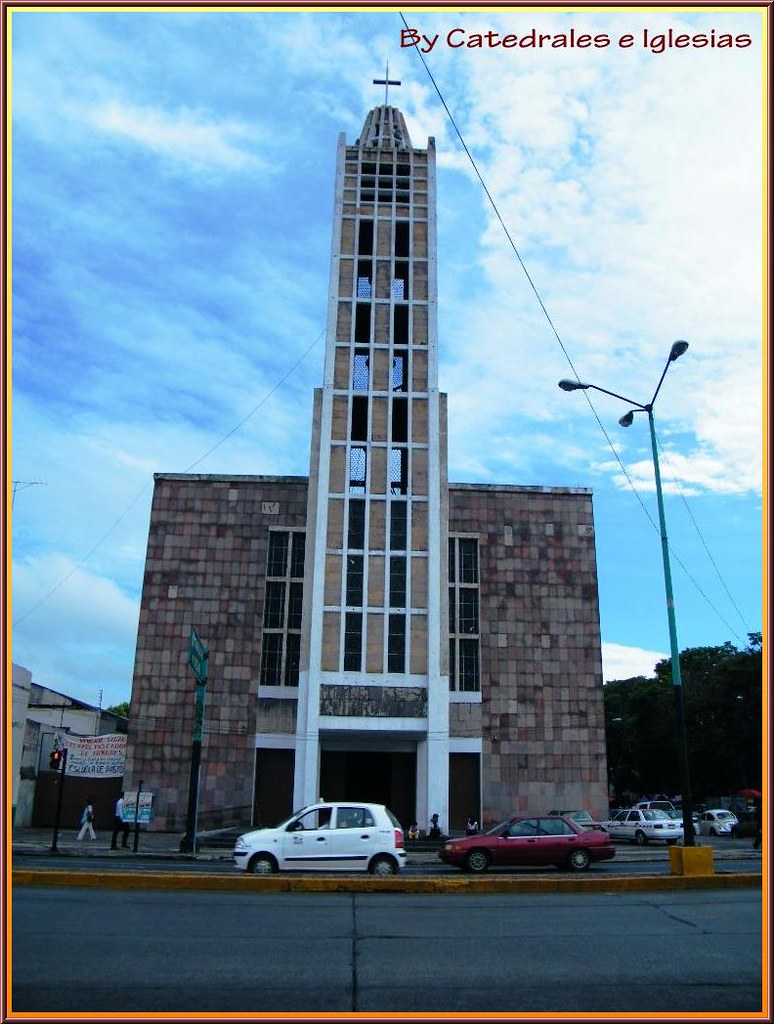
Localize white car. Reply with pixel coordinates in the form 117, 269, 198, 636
233, 801, 406, 875
698, 809, 738, 836
603, 808, 683, 845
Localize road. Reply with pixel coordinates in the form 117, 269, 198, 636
12, 887, 762, 1013
12, 848, 763, 876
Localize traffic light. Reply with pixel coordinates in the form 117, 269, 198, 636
49, 749, 63, 771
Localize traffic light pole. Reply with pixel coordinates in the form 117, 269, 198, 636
49, 748, 68, 853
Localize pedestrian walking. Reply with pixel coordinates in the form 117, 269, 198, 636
111, 791, 131, 850
77, 798, 96, 841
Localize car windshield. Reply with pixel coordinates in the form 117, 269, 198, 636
716, 811, 735, 820
564, 810, 593, 821
487, 818, 516, 835
642, 810, 670, 821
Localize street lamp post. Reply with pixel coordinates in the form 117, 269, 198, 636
559, 340, 696, 846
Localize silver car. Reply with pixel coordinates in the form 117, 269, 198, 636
603, 808, 683, 845
698, 809, 738, 836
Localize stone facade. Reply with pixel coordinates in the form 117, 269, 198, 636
126, 474, 308, 830
449, 484, 606, 822
126, 475, 607, 830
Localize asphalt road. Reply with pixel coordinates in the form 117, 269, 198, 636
12, 851, 763, 877
12, 887, 763, 1013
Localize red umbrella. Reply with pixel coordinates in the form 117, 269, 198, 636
736, 788, 762, 799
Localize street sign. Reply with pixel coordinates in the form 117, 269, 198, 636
188, 627, 209, 683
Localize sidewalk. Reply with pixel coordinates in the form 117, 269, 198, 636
11, 826, 763, 864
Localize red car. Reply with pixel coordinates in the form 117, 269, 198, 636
438, 814, 616, 873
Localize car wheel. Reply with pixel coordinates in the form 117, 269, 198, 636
634, 830, 648, 845
666, 838, 679, 846
368, 855, 398, 876
567, 848, 591, 871
709, 828, 717, 837
249, 853, 278, 875
465, 849, 490, 874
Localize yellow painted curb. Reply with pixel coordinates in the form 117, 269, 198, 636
12, 869, 762, 894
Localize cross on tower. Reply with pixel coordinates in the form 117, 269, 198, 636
373, 62, 401, 106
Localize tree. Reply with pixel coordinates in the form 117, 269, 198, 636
604, 635, 762, 801
107, 701, 130, 719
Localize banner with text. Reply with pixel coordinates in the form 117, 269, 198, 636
63, 733, 127, 778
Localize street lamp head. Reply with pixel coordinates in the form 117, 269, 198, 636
618, 411, 636, 428
558, 379, 589, 391
669, 340, 689, 361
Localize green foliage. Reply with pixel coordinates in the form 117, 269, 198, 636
604, 634, 762, 802
106, 701, 130, 719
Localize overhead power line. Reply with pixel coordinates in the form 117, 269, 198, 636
399, 10, 749, 643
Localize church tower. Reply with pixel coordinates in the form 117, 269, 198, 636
294, 101, 450, 827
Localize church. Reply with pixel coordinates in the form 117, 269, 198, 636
125, 97, 609, 834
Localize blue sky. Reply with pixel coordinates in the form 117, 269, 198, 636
10, 7, 764, 710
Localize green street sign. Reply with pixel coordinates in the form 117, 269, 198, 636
188, 627, 209, 684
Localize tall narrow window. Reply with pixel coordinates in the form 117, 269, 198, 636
395, 221, 409, 258
392, 351, 407, 393
348, 499, 366, 549
389, 556, 407, 608
393, 304, 409, 345
393, 261, 409, 299
263, 581, 285, 629
284, 633, 300, 686
391, 397, 408, 442
389, 448, 408, 495
346, 555, 364, 606
389, 501, 407, 550
267, 532, 289, 576
291, 533, 305, 578
349, 447, 367, 493
287, 582, 304, 630
387, 614, 406, 673
353, 349, 369, 390
262, 529, 304, 688
355, 305, 370, 344
351, 396, 368, 441
448, 536, 480, 693
344, 613, 362, 671
260, 634, 283, 686
458, 589, 479, 634
358, 219, 374, 255
357, 260, 372, 298
459, 638, 480, 691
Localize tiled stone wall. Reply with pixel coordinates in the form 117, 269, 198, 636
448, 484, 608, 824
125, 474, 308, 831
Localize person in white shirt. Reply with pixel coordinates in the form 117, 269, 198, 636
110, 792, 130, 849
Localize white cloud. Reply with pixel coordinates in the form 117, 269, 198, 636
602, 642, 666, 683
83, 100, 260, 171
12, 554, 140, 708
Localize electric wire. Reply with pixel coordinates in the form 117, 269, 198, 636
399, 10, 751, 643
12, 329, 325, 627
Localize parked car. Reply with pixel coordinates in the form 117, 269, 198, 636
633, 800, 676, 813
233, 801, 405, 875
697, 809, 738, 836
603, 808, 683, 845
666, 808, 702, 833
549, 809, 606, 831
438, 814, 615, 873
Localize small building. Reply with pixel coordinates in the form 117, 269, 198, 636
12, 662, 128, 828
